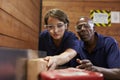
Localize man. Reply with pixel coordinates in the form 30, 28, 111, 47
73, 16, 120, 79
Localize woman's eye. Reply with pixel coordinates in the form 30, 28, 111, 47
57, 24, 64, 28
47, 25, 53, 28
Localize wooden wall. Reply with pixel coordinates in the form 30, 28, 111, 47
42, 0, 120, 47
0, 0, 40, 50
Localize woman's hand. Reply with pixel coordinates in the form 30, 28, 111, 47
44, 56, 58, 70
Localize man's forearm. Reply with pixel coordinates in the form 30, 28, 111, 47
94, 66, 120, 79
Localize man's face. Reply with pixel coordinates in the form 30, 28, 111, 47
75, 18, 95, 42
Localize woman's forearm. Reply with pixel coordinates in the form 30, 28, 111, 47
56, 49, 77, 66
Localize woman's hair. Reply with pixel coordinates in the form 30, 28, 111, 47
44, 9, 69, 26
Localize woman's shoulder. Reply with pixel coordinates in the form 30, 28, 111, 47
40, 30, 49, 38
65, 31, 77, 38
63, 31, 79, 42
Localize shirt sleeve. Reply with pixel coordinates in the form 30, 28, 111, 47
38, 32, 45, 51
64, 33, 80, 54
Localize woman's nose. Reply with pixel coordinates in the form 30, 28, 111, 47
54, 26, 59, 32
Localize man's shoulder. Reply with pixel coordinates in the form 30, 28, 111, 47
98, 34, 118, 47
104, 36, 117, 44
97, 33, 117, 43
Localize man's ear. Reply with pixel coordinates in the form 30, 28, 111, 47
93, 26, 96, 32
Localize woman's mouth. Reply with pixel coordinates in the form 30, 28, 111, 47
53, 34, 59, 37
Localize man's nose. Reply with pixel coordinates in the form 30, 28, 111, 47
81, 25, 86, 30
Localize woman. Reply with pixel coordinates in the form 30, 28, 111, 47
39, 9, 79, 70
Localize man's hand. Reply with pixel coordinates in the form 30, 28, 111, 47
76, 59, 97, 71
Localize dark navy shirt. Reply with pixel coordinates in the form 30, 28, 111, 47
71, 32, 120, 68
39, 30, 79, 66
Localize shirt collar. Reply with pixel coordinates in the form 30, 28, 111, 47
80, 32, 105, 49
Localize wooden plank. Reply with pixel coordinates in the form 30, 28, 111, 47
43, 0, 120, 2
43, 1, 84, 7
9, 0, 40, 27
0, 9, 38, 43
0, 9, 39, 49
27, 58, 48, 80
43, 1, 120, 9
0, 0, 40, 32
16, 49, 39, 80
83, 2, 120, 11
0, 34, 28, 49
82, 0, 120, 1
43, 0, 120, 7
0, 0, 2, 8
0, 34, 38, 49
31, 0, 40, 9
0, 0, 40, 49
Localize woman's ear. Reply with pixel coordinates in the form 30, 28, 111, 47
65, 23, 68, 29
44, 25, 48, 30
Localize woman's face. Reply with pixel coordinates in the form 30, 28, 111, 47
46, 17, 67, 40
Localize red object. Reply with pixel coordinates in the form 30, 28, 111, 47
40, 68, 103, 80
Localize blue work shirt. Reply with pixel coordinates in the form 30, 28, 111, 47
39, 30, 79, 66
70, 32, 120, 68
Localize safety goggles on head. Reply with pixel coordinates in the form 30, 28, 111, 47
75, 21, 94, 31
75, 22, 90, 31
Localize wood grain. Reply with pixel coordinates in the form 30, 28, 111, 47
0, 0, 40, 49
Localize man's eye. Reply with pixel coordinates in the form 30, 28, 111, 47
77, 25, 82, 29
84, 25, 90, 28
